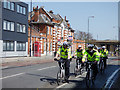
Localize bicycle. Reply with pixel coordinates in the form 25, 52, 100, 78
74, 57, 84, 76
54, 58, 66, 85
85, 61, 95, 88
99, 57, 105, 74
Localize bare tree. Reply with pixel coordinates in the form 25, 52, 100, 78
74, 31, 93, 41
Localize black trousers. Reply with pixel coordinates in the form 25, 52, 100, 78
86, 61, 98, 77
100, 57, 107, 68
58, 58, 70, 79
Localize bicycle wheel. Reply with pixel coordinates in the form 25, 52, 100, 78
86, 72, 92, 88
99, 61, 103, 74
57, 71, 61, 85
74, 67, 79, 76
101, 61, 105, 73
79, 68, 82, 75
74, 67, 77, 76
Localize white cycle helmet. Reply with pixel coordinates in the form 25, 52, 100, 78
88, 44, 94, 48
63, 41, 68, 46
78, 45, 82, 48
102, 46, 106, 49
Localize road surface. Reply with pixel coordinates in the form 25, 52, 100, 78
1, 56, 120, 89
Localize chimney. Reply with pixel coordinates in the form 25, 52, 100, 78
33, 6, 39, 22
33, 6, 36, 11
37, 6, 38, 9
65, 16, 66, 20
49, 10, 53, 14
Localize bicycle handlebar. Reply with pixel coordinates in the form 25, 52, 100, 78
84, 61, 96, 64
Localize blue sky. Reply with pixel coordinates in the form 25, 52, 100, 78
27, 2, 118, 40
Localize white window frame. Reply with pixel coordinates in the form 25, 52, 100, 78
7, 21, 10, 30
20, 6, 22, 13
10, 22, 14, 31
4, 41, 14, 51
20, 24, 22, 32
47, 26, 49, 35
17, 5, 19, 12
17, 23, 20, 32
3, 0, 7, 8
11, 2, 14, 11
50, 27, 52, 35
22, 25, 26, 33
23, 7, 26, 15
3, 20, 7, 30
7, 1, 10, 9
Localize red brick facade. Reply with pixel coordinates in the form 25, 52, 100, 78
28, 6, 85, 56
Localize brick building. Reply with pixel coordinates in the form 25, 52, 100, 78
28, 6, 85, 56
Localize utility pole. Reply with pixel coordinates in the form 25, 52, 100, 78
88, 16, 94, 44
46, 27, 48, 56
30, 0, 32, 57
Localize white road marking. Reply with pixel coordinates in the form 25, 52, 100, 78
37, 66, 56, 71
1, 66, 57, 80
104, 67, 120, 88
0, 73, 24, 80
75, 72, 87, 78
56, 83, 68, 88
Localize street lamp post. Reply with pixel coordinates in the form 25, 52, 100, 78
88, 16, 94, 44
30, 0, 32, 57
46, 28, 48, 56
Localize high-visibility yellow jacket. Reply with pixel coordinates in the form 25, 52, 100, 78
57, 46, 71, 59
93, 49, 101, 59
100, 49, 108, 58
75, 49, 85, 58
82, 50, 100, 62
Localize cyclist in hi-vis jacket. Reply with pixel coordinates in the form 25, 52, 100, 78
73, 45, 85, 68
100, 46, 108, 68
82, 44, 100, 79
54, 41, 71, 83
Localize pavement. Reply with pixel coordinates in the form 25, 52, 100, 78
0, 55, 119, 69
0, 55, 54, 69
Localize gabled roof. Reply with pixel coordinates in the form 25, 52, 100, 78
41, 7, 53, 19
28, 11, 35, 20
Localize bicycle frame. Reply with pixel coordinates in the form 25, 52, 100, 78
60, 61, 65, 78
76, 58, 82, 70
87, 62, 93, 79
85, 61, 95, 88
99, 57, 105, 73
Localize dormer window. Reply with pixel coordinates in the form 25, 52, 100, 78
41, 14, 50, 23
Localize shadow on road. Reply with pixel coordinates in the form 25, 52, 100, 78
69, 64, 120, 89
26, 73, 57, 85
26, 64, 120, 89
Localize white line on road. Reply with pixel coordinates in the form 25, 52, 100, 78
0, 73, 24, 80
56, 83, 68, 88
75, 72, 87, 78
1, 66, 57, 80
37, 66, 56, 71
104, 67, 120, 88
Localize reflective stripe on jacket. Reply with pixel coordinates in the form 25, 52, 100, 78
82, 50, 100, 62
100, 49, 108, 57
75, 49, 85, 58
57, 46, 71, 59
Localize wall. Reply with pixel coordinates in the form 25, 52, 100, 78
0, 1, 2, 40
2, 2, 28, 42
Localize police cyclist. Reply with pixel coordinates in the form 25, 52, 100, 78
82, 44, 100, 80
54, 41, 71, 83
73, 45, 85, 68
100, 46, 108, 68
